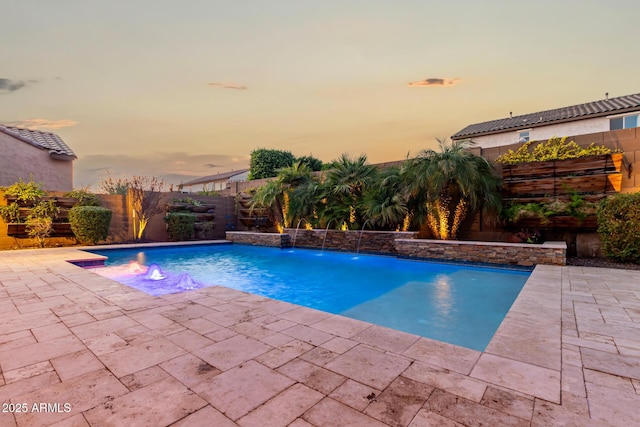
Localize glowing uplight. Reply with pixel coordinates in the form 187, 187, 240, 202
126, 261, 147, 274
304, 223, 313, 230
275, 221, 284, 234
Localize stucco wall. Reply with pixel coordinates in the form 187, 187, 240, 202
471, 117, 611, 148
0, 132, 73, 192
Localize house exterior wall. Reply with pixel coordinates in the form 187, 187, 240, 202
470, 117, 611, 148
0, 132, 73, 192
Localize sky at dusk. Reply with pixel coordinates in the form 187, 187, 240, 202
2, 1, 639, 189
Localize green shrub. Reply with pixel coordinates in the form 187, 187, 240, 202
249, 148, 295, 179
0, 203, 20, 223
2, 177, 47, 203
597, 193, 640, 263
64, 189, 101, 206
69, 206, 112, 244
496, 136, 612, 164
165, 212, 196, 241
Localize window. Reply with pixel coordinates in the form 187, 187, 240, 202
518, 131, 530, 143
610, 114, 639, 130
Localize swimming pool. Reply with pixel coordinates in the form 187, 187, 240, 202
89, 244, 530, 351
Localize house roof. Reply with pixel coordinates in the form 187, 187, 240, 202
180, 168, 249, 187
452, 92, 640, 139
0, 125, 77, 160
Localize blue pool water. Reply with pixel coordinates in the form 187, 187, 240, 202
89, 244, 530, 351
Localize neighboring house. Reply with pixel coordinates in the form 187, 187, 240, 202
0, 124, 77, 192
452, 93, 640, 148
179, 169, 249, 193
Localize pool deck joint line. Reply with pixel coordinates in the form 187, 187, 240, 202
0, 243, 638, 426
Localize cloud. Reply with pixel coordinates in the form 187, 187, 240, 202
7, 118, 78, 130
0, 78, 30, 93
204, 163, 219, 168
208, 82, 247, 90
408, 78, 461, 87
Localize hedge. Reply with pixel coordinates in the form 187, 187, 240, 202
597, 193, 640, 263
165, 212, 196, 241
69, 206, 112, 244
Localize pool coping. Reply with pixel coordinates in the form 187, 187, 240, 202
1, 242, 636, 425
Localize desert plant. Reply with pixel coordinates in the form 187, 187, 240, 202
69, 206, 112, 244
26, 217, 53, 248
128, 176, 165, 240
597, 193, 640, 263
165, 212, 196, 241
0, 203, 20, 223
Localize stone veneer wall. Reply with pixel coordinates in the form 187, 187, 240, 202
285, 229, 417, 254
226, 231, 291, 247
395, 239, 567, 266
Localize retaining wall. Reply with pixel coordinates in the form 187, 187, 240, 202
395, 239, 567, 266
285, 229, 417, 254
226, 231, 291, 247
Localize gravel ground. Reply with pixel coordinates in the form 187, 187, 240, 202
567, 257, 640, 271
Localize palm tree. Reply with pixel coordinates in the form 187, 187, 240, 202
404, 138, 500, 240
361, 166, 408, 230
323, 154, 378, 229
249, 161, 314, 228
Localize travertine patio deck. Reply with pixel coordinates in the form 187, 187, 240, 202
0, 244, 638, 426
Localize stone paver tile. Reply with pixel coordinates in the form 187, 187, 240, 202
278, 307, 332, 325
163, 303, 218, 322
480, 386, 534, 421
237, 383, 324, 427
82, 332, 128, 356
0, 413, 16, 427
408, 409, 465, 426
302, 397, 389, 427
310, 315, 371, 338
277, 358, 347, 394
166, 329, 215, 351
352, 324, 420, 354
262, 318, 296, 332
281, 324, 334, 346
585, 381, 640, 425
127, 311, 175, 329
230, 321, 276, 340
170, 405, 238, 427
12, 369, 128, 426
0, 334, 84, 371
51, 349, 105, 381
113, 324, 150, 340
3, 361, 54, 384
0, 333, 36, 353
119, 366, 170, 391
58, 312, 96, 327
329, 379, 380, 412
204, 327, 238, 342
561, 363, 586, 397
299, 346, 339, 366
31, 322, 72, 342
205, 309, 255, 327
562, 335, 617, 353
160, 353, 221, 388
192, 360, 295, 421
0, 330, 31, 346
581, 347, 640, 380
98, 337, 186, 378
425, 389, 529, 427
470, 353, 560, 404
2, 311, 59, 335
324, 344, 411, 390
320, 336, 358, 354
193, 334, 271, 371
84, 376, 207, 426
288, 419, 314, 427
364, 376, 434, 427
69, 315, 140, 340
15, 295, 71, 314
403, 361, 487, 402
532, 397, 614, 427
403, 338, 481, 375
49, 414, 90, 427
562, 343, 583, 367
254, 339, 313, 369
0, 371, 59, 402
48, 413, 90, 427
180, 317, 223, 335
259, 331, 294, 347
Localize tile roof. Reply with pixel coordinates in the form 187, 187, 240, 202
452, 92, 640, 139
0, 125, 77, 159
180, 169, 249, 187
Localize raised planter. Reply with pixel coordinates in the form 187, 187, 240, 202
7, 222, 75, 237
506, 215, 597, 230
